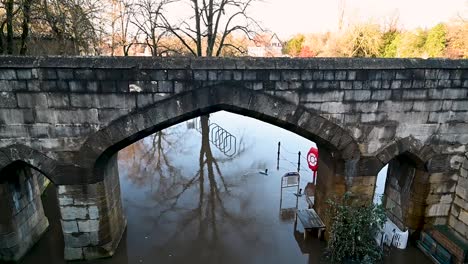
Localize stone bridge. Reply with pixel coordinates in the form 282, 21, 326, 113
0, 57, 467, 261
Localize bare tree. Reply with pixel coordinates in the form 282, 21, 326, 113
130, 0, 175, 56
37, 0, 104, 55
162, 0, 261, 57
0, 0, 32, 54
19, 0, 31, 54
107, 0, 138, 56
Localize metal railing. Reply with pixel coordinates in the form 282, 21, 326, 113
193, 117, 237, 157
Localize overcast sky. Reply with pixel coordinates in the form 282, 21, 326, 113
247, 0, 467, 38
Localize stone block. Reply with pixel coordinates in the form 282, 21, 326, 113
371, 90, 391, 101
167, 70, 188, 80
454, 196, 468, 210
269, 72, 280, 81
57, 69, 75, 80
244, 70, 256, 80
314, 81, 337, 89
47, 93, 69, 108
377, 101, 412, 112
369, 80, 381, 89
0, 109, 34, 124
16, 93, 48, 108
402, 90, 427, 100
461, 168, 468, 178
449, 215, 468, 238
281, 71, 300, 81
88, 206, 99, 220
59, 197, 74, 206
429, 88, 467, 99
207, 70, 217, 81
429, 172, 458, 183
61, 220, 79, 233
0, 80, 24, 91
425, 69, 438, 79
60, 206, 88, 220
451, 101, 468, 111
300, 70, 313, 81
450, 155, 465, 170
0, 70, 17, 80
335, 71, 347, 80
64, 247, 83, 260
227, 70, 240, 81
218, 70, 233, 81
323, 71, 334, 80
347, 71, 356, 80
426, 203, 451, 217
16, 69, 32, 80
148, 70, 166, 80
157, 81, 173, 93
344, 90, 371, 101
395, 70, 411, 79
430, 181, 456, 194
78, 220, 100, 232
390, 80, 401, 89
35, 109, 99, 124
413, 101, 442, 112
69, 81, 86, 92
63, 233, 90, 247
74, 69, 95, 80
320, 102, 349, 114
339, 81, 353, 89
305, 91, 343, 102
459, 210, 468, 225
0, 92, 17, 107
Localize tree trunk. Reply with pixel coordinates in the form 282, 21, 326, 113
0, 22, 5, 54
19, 0, 31, 55
6, 0, 14, 54
193, 0, 202, 56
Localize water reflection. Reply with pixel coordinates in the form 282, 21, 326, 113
119, 114, 266, 264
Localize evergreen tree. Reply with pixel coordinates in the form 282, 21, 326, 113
423, 23, 447, 57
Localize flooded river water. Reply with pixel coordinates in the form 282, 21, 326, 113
16, 111, 431, 264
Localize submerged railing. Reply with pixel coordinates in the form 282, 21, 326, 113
192, 117, 237, 157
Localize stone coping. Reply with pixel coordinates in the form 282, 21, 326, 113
0, 56, 466, 69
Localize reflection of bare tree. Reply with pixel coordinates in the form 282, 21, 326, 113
119, 128, 185, 202
140, 115, 260, 262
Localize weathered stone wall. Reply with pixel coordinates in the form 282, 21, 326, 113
0, 164, 49, 261
0, 57, 466, 168
449, 152, 468, 238
57, 153, 125, 260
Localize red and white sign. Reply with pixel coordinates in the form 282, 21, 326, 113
307, 147, 319, 171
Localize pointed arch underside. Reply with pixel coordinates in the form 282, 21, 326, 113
0, 144, 59, 183
373, 136, 438, 172
79, 85, 360, 180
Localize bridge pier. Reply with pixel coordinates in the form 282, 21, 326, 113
0, 164, 49, 262
57, 153, 126, 260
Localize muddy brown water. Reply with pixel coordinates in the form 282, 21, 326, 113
16, 111, 431, 264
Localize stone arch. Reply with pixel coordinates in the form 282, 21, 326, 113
0, 146, 54, 262
78, 85, 360, 181
374, 136, 437, 172
372, 137, 438, 232
0, 144, 58, 184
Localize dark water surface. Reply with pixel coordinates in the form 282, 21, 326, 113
17, 111, 431, 264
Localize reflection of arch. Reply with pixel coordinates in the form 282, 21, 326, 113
79, 85, 360, 180
0, 144, 58, 183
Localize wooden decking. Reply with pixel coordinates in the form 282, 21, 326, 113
296, 208, 326, 239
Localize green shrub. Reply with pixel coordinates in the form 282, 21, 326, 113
326, 192, 387, 264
